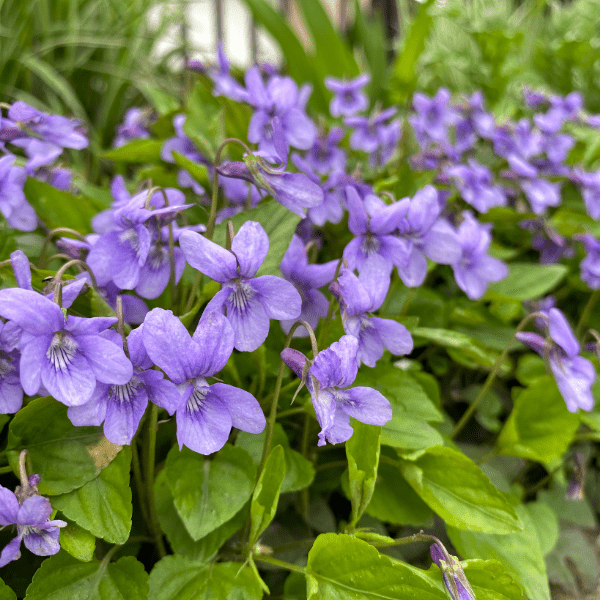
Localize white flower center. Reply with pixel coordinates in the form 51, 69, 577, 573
46, 332, 78, 370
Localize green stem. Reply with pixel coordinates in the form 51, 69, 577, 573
576, 288, 600, 337
451, 312, 540, 440
300, 412, 311, 520
315, 460, 347, 472
144, 404, 167, 558
131, 440, 150, 526
275, 406, 306, 420
0, 465, 14, 475
253, 554, 306, 575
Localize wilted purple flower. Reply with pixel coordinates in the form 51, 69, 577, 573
516, 308, 595, 412
0, 486, 66, 566
142, 309, 265, 454
180, 221, 302, 351
279, 234, 338, 337
395, 186, 462, 288
446, 160, 507, 213
113, 108, 152, 148
3, 101, 87, 172
245, 66, 316, 156
324, 74, 370, 117
451, 212, 508, 300
304, 127, 346, 174
68, 327, 180, 444
210, 42, 249, 103
331, 268, 413, 367
0, 155, 37, 231
281, 335, 391, 445
577, 234, 600, 289
343, 186, 411, 306
430, 542, 475, 600
0, 288, 133, 407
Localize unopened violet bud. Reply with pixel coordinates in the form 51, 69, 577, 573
430, 542, 476, 600
566, 452, 586, 501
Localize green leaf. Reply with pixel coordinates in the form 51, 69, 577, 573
154, 469, 246, 563
391, 0, 435, 102
165, 444, 256, 540
24, 178, 103, 235
51, 447, 132, 544
486, 263, 569, 301
148, 556, 262, 600
171, 151, 211, 191
249, 445, 286, 546
537, 486, 596, 528
457, 559, 528, 600
306, 533, 445, 600
526, 501, 559, 556
8, 396, 122, 495
447, 503, 550, 600
25, 552, 149, 600
0, 578, 16, 600
182, 82, 222, 161
212, 199, 302, 277
102, 139, 163, 163
236, 424, 315, 493
496, 376, 579, 463
59, 522, 96, 562
399, 446, 522, 533
346, 421, 380, 526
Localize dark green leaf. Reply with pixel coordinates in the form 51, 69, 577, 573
306, 533, 445, 600
346, 421, 380, 526
447, 504, 550, 600
52, 447, 132, 544
102, 139, 163, 163
496, 376, 579, 462
212, 199, 301, 277
526, 501, 559, 556
249, 444, 286, 546
8, 396, 122, 495
165, 444, 256, 540
148, 556, 262, 600
25, 552, 148, 600
0, 578, 16, 600
399, 446, 522, 533
171, 151, 211, 191
182, 82, 222, 161
486, 263, 569, 301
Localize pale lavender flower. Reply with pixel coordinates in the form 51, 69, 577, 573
345, 107, 397, 154
577, 234, 600, 289
446, 160, 507, 213
304, 127, 346, 174
0, 155, 37, 231
331, 268, 413, 367
572, 168, 600, 219
409, 89, 458, 147
210, 42, 250, 103
451, 212, 508, 300
180, 221, 302, 351
324, 74, 370, 117
281, 335, 391, 446
142, 309, 265, 454
0, 486, 66, 566
0, 321, 22, 414
113, 108, 152, 148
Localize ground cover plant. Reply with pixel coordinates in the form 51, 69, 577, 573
0, 1, 600, 599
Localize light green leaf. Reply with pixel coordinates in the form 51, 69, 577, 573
486, 263, 569, 300
171, 151, 211, 191
236, 424, 314, 493
8, 396, 122, 495
102, 139, 163, 163
165, 444, 256, 540
182, 82, 222, 161
399, 446, 522, 533
346, 421, 381, 526
24, 178, 103, 235
154, 469, 245, 563
306, 533, 445, 600
212, 199, 301, 277
526, 501, 559, 556
451, 559, 527, 600
0, 578, 16, 600
148, 556, 262, 600
59, 522, 96, 562
496, 376, 579, 462
249, 445, 286, 546
52, 447, 132, 544
25, 552, 148, 600
447, 503, 550, 600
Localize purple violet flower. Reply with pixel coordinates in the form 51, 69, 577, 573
324, 74, 370, 117
279, 234, 338, 337
0, 155, 37, 231
516, 308, 595, 412
0, 321, 22, 414
210, 42, 250, 103
180, 221, 302, 352
572, 168, 600, 219
330, 268, 413, 367
446, 160, 507, 213
451, 212, 508, 300
577, 234, 600, 289
345, 107, 397, 154
0, 288, 133, 407
142, 309, 265, 454
409, 89, 458, 148
0, 486, 66, 567
281, 335, 391, 445
68, 326, 180, 444
113, 108, 152, 148
430, 542, 475, 600
304, 127, 346, 175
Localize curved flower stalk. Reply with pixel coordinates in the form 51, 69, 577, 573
281, 335, 391, 446
142, 308, 266, 454
180, 221, 302, 351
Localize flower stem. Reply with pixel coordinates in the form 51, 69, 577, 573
131, 440, 150, 526
253, 554, 306, 575
451, 312, 540, 439
576, 288, 600, 337
144, 404, 167, 558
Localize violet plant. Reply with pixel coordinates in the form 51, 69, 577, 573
0, 41, 600, 600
